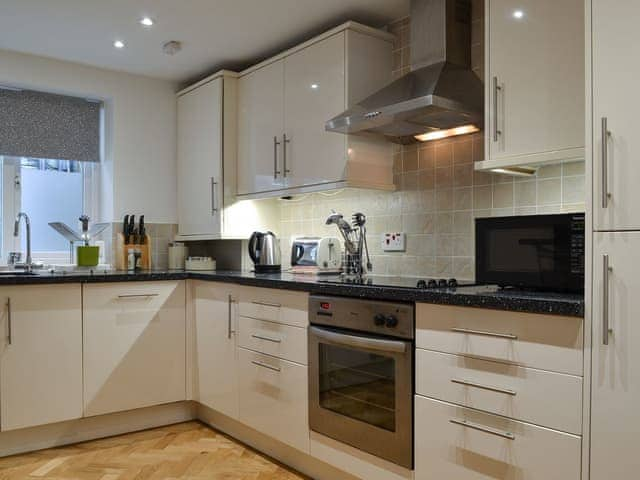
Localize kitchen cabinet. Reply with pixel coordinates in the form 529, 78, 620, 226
591, 1, 640, 230
191, 281, 241, 419
237, 22, 394, 198
591, 232, 640, 478
0, 285, 82, 431
478, 0, 585, 173
83, 281, 186, 416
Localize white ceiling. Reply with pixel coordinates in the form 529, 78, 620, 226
0, 0, 409, 84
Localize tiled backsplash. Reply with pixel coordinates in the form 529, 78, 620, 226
278, 2, 585, 280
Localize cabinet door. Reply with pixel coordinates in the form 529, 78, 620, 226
591, 232, 640, 478
83, 282, 186, 416
592, 1, 640, 230
487, 0, 584, 163
192, 281, 240, 419
177, 78, 222, 236
284, 32, 346, 187
237, 60, 286, 195
0, 285, 82, 431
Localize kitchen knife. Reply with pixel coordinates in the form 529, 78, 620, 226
139, 215, 145, 244
129, 215, 136, 244
123, 215, 129, 244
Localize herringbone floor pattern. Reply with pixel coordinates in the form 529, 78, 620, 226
0, 422, 308, 479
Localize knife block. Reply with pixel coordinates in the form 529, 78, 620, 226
115, 233, 152, 270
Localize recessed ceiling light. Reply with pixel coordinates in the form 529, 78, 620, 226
140, 17, 154, 27
113, 40, 125, 49
311, 83, 319, 90
513, 10, 524, 19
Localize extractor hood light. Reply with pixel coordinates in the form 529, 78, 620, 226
414, 124, 480, 142
490, 166, 538, 177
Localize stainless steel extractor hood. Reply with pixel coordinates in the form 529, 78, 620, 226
326, 0, 484, 144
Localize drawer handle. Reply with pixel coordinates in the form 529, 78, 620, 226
451, 327, 518, 340
251, 360, 281, 372
449, 418, 515, 440
117, 293, 160, 299
252, 301, 281, 308
251, 334, 282, 343
451, 378, 517, 396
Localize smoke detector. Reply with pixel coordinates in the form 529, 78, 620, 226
163, 41, 182, 55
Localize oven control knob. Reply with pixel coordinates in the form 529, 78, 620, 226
385, 315, 398, 328
374, 314, 386, 327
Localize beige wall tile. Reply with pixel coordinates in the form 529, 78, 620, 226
434, 142, 453, 167
492, 182, 514, 208
454, 140, 473, 165
538, 178, 562, 205
563, 175, 585, 204
515, 180, 537, 206
473, 185, 492, 209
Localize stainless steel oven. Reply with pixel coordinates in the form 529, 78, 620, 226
308, 295, 414, 469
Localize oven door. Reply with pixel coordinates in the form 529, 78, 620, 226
308, 325, 413, 469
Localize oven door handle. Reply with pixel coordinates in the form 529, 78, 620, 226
310, 326, 407, 354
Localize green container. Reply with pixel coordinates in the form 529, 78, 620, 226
76, 246, 99, 267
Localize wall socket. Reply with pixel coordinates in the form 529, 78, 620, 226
382, 232, 406, 252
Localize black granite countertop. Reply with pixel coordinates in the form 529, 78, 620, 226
0, 269, 584, 317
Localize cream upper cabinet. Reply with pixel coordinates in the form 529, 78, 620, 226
481, 0, 585, 171
191, 281, 241, 419
83, 281, 186, 417
237, 60, 286, 195
237, 23, 394, 198
0, 284, 82, 431
592, 0, 640, 230
591, 232, 640, 478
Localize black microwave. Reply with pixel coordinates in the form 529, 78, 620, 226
475, 213, 585, 293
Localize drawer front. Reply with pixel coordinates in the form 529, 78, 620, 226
238, 316, 307, 364
238, 348, 310, 452
416, 349, 582, 434
416, 303, 583, 375
238, 287, 308, 327
415, 396, 581, 480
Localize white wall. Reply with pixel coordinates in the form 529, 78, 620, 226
0, 49, 178, 223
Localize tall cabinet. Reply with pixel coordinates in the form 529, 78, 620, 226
589, 1, 640, 478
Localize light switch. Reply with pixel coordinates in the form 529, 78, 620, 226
382, 232, 406, 252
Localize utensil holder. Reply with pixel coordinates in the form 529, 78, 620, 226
115, 233, 152, 270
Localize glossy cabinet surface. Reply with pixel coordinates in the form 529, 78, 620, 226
177, 78, 223, 236
486, 0, 584, 167
591, 232, 640, 478
0, 285, 82, 431
592, 0, 640, 230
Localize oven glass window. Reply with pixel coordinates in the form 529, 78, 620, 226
318, 343, 396, 432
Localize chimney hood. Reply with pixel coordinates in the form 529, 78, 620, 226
326, 0, 483, 144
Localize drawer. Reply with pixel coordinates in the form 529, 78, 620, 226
238, 287, 308, 327
416, 303, 583, 375
416, 349, 582, 434
415, 395, 581, 480
238, 348, 309, 452
238, 316, 307, 364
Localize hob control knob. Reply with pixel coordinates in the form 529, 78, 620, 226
385, 315, 399, 328
427, 279, 438, 288
438, 278, 448, 288
374, 314, 386, 327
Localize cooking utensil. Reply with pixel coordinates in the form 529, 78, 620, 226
139, 215, 145, 244
123, 215, 130, 244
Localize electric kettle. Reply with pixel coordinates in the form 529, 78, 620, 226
248, 231, 281, 273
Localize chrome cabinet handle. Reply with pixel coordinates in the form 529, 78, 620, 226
251, 333, 282, 343
283, 134, 291, 177
451, 378, 516, 396
117, 293, 159, 299
251, 301, 281, 308
602, 254, 612, 345
210, 177, 218, 214
228, 294, 235, 339
450, 418, 515, 440
492, 76, 502, 142
601, 117, 611, 208
273, 136, 281, 179
310, 326, 407, 354
6, 297, 11, 346
251, 360, 281, 372
451, 327, 517, 340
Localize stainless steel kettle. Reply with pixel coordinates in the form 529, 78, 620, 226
248, 231, 281, 273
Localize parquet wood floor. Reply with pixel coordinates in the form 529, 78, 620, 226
0, 422, 309, 479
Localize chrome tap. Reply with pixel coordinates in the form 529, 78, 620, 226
14, 212, 32, 272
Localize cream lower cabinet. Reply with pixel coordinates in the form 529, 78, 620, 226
191, 281, 241, 419
0, 284, 82, 431
83, 281, 186, 416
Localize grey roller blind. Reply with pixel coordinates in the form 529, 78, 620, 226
0, 87, 101, 162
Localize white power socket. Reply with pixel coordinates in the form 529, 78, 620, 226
382, 232, 406, 252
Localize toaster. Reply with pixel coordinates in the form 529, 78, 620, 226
291, 237, 342, 270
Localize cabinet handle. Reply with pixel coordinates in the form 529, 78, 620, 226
252, 301, 281, 308
228, 294, 235, 339
602, 254, 612, 345
450, 418, 515, 440
273, 136, 281, 179
251, 333, 282, 343
492, 76, 502, 142
451, 378, 516, 396
210, 177, 218, 215
6, 297, 11, 346
251, 360, 281, 372
601, 117, 611, 208
451, 327, 517, 340
283, 134, 291, 177
117, 293, 159, 299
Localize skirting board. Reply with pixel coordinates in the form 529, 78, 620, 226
0, 401, 197, 458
